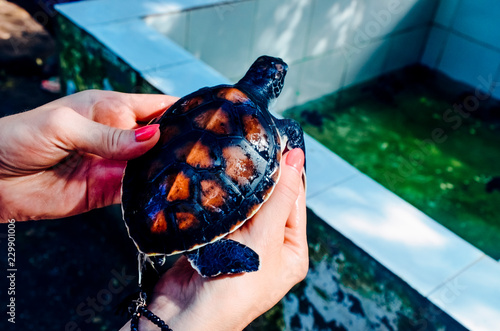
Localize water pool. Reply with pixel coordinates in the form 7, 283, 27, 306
285, 66, 500, 260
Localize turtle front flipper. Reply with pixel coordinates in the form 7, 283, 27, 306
276, 118, 306, 156
275, 118, 307, 188
186, 239, 260, 277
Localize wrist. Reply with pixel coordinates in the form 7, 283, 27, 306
132, 293, 252, 331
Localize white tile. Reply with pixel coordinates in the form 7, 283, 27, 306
56, 0, 247, 26
391, 0, 436, 32
304, 0, 359, 57
351, 0, 396, 39
303, 135, 361, 199
308, 174, 485, 296
142, 60, 231, 97
428, 256, 500, 331
305, 0, 350, 56
56, 0, 181, 26
383, 27, 427, 72
351, 0, 433, 40
186, 1, 255, 79
344, 38, 391, 87
86, 19, 193, 72
420, 26, 448, 69
438, 34, 500, 88
144, 12, 188, 48
297, 51, 346, 105
252, 0, 312, 63
452, 0, 500, 49
433, 0, 460, 28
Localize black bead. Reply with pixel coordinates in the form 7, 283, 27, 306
131, 305, 173, 331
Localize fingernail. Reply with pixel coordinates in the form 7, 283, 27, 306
286, 148, 304, 174
135, 124, 160, 142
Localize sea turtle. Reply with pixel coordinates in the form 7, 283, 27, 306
121, 55, 305, 281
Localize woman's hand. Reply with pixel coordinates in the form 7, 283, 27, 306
0, 90, 178, 222
121, 149, 308, 331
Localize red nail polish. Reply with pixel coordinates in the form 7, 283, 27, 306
286, 148, 304, 173
135, 124, 160, 142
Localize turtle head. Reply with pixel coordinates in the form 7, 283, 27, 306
236, 55, 288, 108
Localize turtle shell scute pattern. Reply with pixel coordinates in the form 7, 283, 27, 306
122, 86, 281, 255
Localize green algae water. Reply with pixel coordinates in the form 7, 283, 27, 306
285, 67, 500, 260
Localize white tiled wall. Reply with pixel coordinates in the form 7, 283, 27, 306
433, 0, 460, 28
144, 0, 436, 109
296, 51, 346, 106
344, 38, 392, 87
439, 34, 500, 89
304, 0, 359, 57
420, 26, 448, 69
61, 0, 500, 108
186, 1, 256, 80
453, 0, 500, 49
423, 0, 500, 99
384, 27, 428, 73
252, 0, 312, 64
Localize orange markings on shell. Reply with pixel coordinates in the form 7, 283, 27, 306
175, 140, 214, 168
217, 88, 249, 103
150, 210, 168, 233
176, 212, 200, 231
166, 172, 190, 202
180, 95, 205, 113
187, 141, 213, 168
222, 145, 256, 186
242, 114, 269, 152
201, 179, 227, 212
194, 107, 233, 135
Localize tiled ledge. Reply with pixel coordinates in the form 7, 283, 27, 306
307, 173, 500, 331
56, 1, 500, 330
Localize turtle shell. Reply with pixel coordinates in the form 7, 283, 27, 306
122, 86, 282, 255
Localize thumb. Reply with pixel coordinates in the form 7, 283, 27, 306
252, 148, 305, 234
58, 107, 160, 160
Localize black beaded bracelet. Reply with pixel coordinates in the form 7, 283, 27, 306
130, 292, 173, 331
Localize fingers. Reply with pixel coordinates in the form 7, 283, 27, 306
252, 149, 305, 236
124, 93, 179, 122
282, 170, 308, 282
284, 176, 307, 251
42, 90, 179, 120
54, 107, 160, 161
285, 173, 307, 230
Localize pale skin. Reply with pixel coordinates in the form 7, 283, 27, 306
0, 90, 308, 330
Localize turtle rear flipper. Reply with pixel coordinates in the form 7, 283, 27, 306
186, 239, 260, 277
